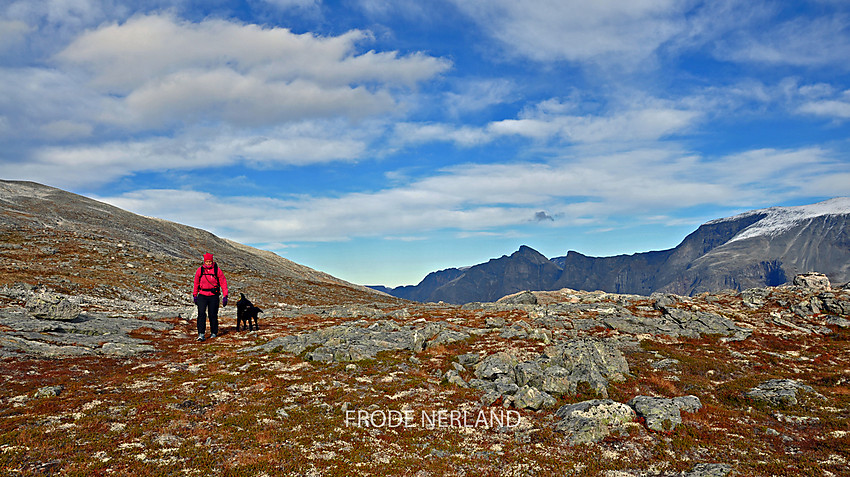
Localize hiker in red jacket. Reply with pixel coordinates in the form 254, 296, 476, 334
192, 253, 228, 341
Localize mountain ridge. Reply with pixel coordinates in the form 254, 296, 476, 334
377, 198, 850, 304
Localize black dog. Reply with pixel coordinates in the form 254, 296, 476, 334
235, 293, 262, 331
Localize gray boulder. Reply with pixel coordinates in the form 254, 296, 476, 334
745, 379, 817, 407
554, 399, 636, 444
34, 385, 64, 398
628, 395, 702, 432
25, 292, 81, 321
474, 352, 518, 381
541, 338, 630, 398
513, 385, 555, 410
793, 272, 831, 291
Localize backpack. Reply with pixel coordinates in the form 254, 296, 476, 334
198, 263, 221, 295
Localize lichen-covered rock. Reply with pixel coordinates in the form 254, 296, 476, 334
540, 338, 630, 398
513, 385, 555, 410
474, 351, 518, 381
25, 292, 80, 321
745, 379, 817, 407
628, 395, 702, 432
554, 399, 636, 444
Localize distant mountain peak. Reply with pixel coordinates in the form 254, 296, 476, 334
381, 198, 850, 303
711, 197, 850, 243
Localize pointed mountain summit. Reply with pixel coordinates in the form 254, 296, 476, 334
378, 198, 850, 304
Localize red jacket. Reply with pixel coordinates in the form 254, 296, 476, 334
193, 263, 228, 297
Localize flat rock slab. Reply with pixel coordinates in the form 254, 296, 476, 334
241, 319, 470, 362
0, 307, 173, 358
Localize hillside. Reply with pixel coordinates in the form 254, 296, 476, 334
0, 180, 399, 307
381, 199, 850, 304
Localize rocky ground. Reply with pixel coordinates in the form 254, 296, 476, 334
0, 274, 848, 476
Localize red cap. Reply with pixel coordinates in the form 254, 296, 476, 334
203, 253, 213, 261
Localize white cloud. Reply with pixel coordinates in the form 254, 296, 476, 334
707, 6, 850, 67
52, 13, 451, 129
0, 121, 376, 188
394, 95, 702, 147
447, 0, 689, 64
96, 145, 846, 244
0, 19, 30, 51
797, 89, 850, 119
262, 0, 321, 11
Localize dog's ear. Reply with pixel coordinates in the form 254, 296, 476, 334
241, 293, 246, 299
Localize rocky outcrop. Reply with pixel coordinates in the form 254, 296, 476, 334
467, 338, 630, 409
240, 320, 470, 362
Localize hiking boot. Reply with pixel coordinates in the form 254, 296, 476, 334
210, 334, 217, 339
197, 334, 205, 342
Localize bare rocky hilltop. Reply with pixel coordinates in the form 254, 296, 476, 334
0, 180, 848, 476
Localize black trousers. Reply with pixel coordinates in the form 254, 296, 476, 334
196, 294, 220, 335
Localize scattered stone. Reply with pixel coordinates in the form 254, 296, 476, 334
0, 308, 172, 358
746, 379, 818, 407
651, 358, 680, 371
680, 463, 732, 477
793, 272, 831, 291
554, 399, 636, 444
444, 369, 468, 387
25, 292, 81, 321
825, 316, 850, 328
485, 316, 506, 328
34, 385, 64, 398
627, 395, 702, 432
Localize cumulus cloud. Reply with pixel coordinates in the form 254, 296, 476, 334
52, 13, 450, 129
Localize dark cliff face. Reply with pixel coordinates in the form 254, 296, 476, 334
381, 204, 850, 304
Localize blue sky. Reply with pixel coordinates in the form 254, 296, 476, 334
2, 0, 849, 287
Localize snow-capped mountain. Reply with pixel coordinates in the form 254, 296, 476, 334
378, 199, 850, 303
714, 198, 850, 243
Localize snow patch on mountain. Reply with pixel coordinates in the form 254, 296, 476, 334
710, 198, 850, 243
